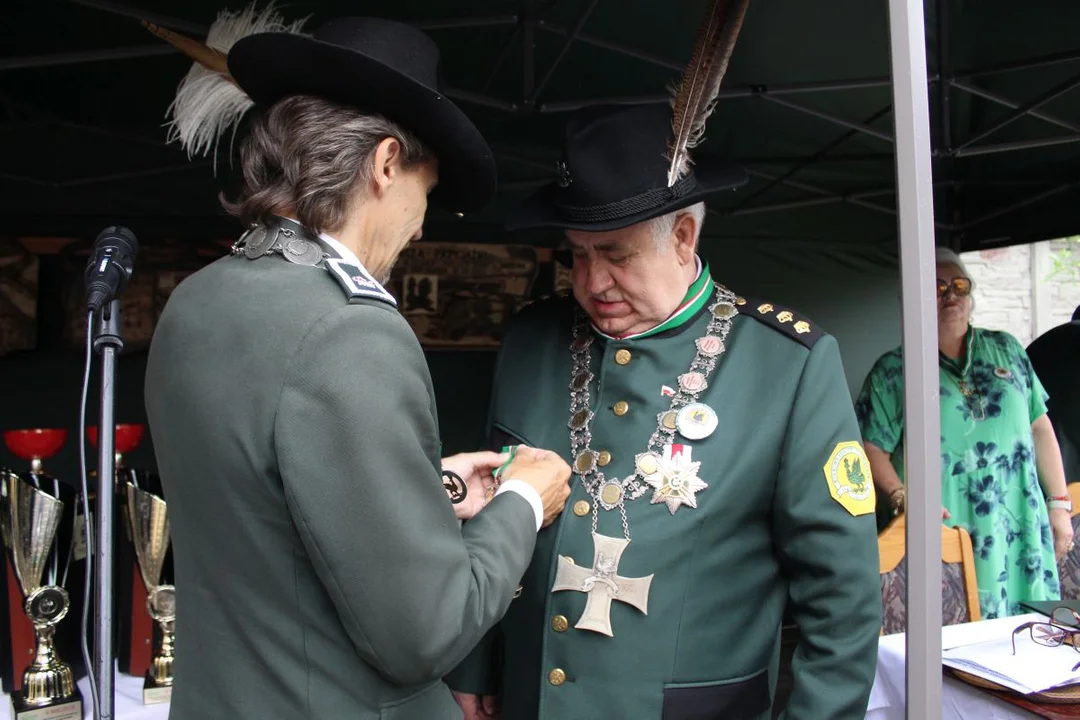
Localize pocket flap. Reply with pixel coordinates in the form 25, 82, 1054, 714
662, 668, 770, 720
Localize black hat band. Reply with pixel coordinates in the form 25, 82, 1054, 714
551, 172, 697, 223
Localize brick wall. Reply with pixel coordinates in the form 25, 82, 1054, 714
962, 239, 1080, 346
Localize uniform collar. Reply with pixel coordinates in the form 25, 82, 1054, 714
282, 218, 398, 307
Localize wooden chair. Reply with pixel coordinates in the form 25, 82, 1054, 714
878, 513, 981, 635
1056, 483, 1080, 600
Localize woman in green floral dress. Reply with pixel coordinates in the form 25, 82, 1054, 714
855, 248, 1072, 619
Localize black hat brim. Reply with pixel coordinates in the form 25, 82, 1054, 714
507, 156, 748, 232
228, 33, 495, 213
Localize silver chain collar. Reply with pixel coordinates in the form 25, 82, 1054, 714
231, 223, 328, 268
566, 286, 740, 539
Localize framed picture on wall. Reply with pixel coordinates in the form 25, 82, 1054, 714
388, 243, 542, 348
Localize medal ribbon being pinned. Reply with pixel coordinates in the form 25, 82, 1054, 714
567, 285, 738, 538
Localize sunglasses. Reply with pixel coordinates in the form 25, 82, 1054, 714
937, 277, 972, 298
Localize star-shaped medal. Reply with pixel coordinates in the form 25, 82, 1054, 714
643, 445, 708, 515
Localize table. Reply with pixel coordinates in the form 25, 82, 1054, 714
0, 665, 170, 720
867, 613, 1043, 720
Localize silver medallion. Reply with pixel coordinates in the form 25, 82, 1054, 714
569, 409, 593, 431
242, 225, 276, 259
695, 336, 724, 357
710, 300, 737, 319
575, 450, 598, 475
598, 480, 624, 510
282, 237, 323, 266
678, 371, 708, 394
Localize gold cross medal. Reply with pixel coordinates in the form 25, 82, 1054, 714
551, 533, 654, 637
642, 443, 708, 515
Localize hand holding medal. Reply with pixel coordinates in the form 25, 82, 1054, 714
495, 445, 573, 527
441, 450, 509, 521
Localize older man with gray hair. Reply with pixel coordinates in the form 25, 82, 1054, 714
448, 103, 882, 720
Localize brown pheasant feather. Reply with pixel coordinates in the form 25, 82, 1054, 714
666, 0, 750, 186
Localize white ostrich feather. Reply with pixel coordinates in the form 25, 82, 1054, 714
164, 3, 308, 171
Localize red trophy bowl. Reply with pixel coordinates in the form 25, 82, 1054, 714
88, 424, 145, 470
2, 428, 67, 475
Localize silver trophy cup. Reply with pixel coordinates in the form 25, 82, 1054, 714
124, 482, 174, 704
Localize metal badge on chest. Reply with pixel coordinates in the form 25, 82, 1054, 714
552, 287, 737, 637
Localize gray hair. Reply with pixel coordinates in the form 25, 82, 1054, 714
222, 95, 432, 234
645, 201, 707, 249
936, 246, 976, 311
935, 246, 971, 277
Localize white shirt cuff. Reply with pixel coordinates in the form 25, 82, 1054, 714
495, 479, 543, 532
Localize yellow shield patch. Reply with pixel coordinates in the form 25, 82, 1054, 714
823, 441, 876, 516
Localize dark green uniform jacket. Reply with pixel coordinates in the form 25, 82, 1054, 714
144, 239, 537, 720
449, 280, 881, 720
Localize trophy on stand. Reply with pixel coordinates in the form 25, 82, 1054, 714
0, 429, 83, 720
124, 482, 173, 704
88, 423, 173, 701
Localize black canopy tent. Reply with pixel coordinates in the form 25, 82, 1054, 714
1, 0, 1079, 251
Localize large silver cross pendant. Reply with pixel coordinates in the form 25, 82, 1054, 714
551, 532, 653, 637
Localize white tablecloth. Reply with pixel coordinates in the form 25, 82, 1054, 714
1, 664, 170, 720
867, 614, 1042, 720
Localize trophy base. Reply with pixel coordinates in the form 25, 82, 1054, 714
9, 693, 82, 720
142, 675, 172, 705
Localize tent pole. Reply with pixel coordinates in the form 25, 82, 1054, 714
887, 0, 942, 718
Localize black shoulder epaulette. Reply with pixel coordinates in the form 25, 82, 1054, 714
737, 297, 824, 350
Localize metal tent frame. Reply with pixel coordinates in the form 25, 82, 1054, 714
2, 0, 1078, 250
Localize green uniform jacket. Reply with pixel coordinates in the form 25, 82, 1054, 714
144, 249, 537, 719
449, 292, 881, 720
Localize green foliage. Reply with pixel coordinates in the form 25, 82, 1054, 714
1048, 237, 1080, 283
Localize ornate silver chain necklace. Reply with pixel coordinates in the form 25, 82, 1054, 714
566, 286, 739, 540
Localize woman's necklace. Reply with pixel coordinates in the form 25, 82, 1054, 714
940, 333, 986, 422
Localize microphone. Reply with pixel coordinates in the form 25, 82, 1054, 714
85, 226, 138, 312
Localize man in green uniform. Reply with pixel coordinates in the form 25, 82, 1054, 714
449, 105, 882, 720
143, 15, 571, 720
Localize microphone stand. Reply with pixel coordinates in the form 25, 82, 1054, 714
92, 299, 123, 720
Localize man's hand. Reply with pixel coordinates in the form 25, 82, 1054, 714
442, 451, 508, 521
501, 446, 572, 527
1050, 507, 1075, 562
452, 691, 499, 720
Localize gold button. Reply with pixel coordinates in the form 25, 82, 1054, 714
549, 668, 567, 686
613, 401, 629, 416
735, 297, 746, 306
572, 500, 590, 516
551, 615, 569, 632
597, 451, 611, 467
614, 349, 632, 365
